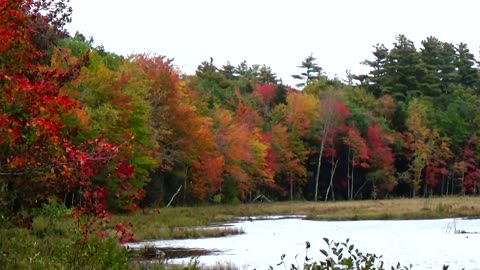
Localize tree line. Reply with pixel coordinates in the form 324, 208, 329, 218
2, 1, 480, 228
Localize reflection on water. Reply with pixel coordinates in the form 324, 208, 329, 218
128, 218, 480, 270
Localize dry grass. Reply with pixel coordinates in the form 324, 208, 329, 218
115, 196, 480, 241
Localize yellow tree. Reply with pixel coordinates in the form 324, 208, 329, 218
283, 92, 320, 137
405, 99, 430, 197
404, 99, 451, 197
268, 123, 307, 200
270, 91, 319, 199
424, 130, 452, 196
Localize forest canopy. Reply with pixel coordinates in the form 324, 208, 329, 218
2, 1, 480, 225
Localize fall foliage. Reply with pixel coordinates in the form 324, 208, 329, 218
3, 1, 480, 234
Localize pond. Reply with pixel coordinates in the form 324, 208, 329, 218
128, 217, 480, 269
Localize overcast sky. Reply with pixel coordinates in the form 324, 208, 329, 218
66, 0, 479, 86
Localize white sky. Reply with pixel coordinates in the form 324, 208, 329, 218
66, 0, 479, 86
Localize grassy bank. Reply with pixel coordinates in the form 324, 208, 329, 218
121, 196, 480, 240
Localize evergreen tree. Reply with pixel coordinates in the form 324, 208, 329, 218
356, 44, 389, 97
292, 53, 324, 88
221, 61, 237, 80
419, 36, 446, 96
384, 34, 424, 102
258, 64, 279, 84
455, 43, 479, 90
235, 60, 260, 79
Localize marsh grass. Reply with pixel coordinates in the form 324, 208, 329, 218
171, 227, 244, 239
121, 196, 480, 240
0, 217, 131, 270
0, 215, 75, 267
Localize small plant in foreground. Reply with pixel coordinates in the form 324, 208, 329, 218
274, 238, 412, 270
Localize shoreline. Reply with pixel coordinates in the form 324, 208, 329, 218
120, 196, 480, 241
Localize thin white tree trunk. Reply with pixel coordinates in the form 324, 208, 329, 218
324, 157, 339, 201
314, 126, 328, 201
167, 185, 182, 207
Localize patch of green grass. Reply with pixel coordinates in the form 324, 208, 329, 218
0, 221, 131, 270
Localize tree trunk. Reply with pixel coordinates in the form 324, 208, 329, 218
183, 167, 189, 205
166, 185, 182, 207
423, 178, 427, 198
445, 174, 449, 196
412, 176, 416, 198
354, 180, 368, 199
347, 146, 351, 200
351, 166, 355, 200
289, 173, 293, 201
314, 126, 328, 201
440, 174, 445, 196
324, 157, 339, 202
143, 168, 165, 207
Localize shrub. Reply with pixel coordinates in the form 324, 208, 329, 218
274, 238, 412, 270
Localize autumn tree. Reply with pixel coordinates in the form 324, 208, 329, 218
179, 100, 223, 202
268, 90, 320, 199
0, 0, 140, 243
60, 49, 159, 209
453, 139, 480, 195
366, 124, 396, 199
322, 126, 341, 201
403, 99, 431, 196
158, 81, 223, 203
312, 90, 350, 201
265, 124, 307, 200
211, 105, 272, 202
133, 55, 220, 204
271, 91, 320, 138
1, 0, 81, 219
343, 126, 370, 200
403, 98, 451, 197
255, 83, 287, 116
423, 130, 452, 196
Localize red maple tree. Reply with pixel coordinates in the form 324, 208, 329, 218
0, 0, 140, 243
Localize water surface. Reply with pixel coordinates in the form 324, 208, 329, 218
130, 218, 480, 269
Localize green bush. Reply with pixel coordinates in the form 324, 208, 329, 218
60, 237, 132, 270
31, 202, 73, 218
221, 179, 241, 205
274, 238, 412, 270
